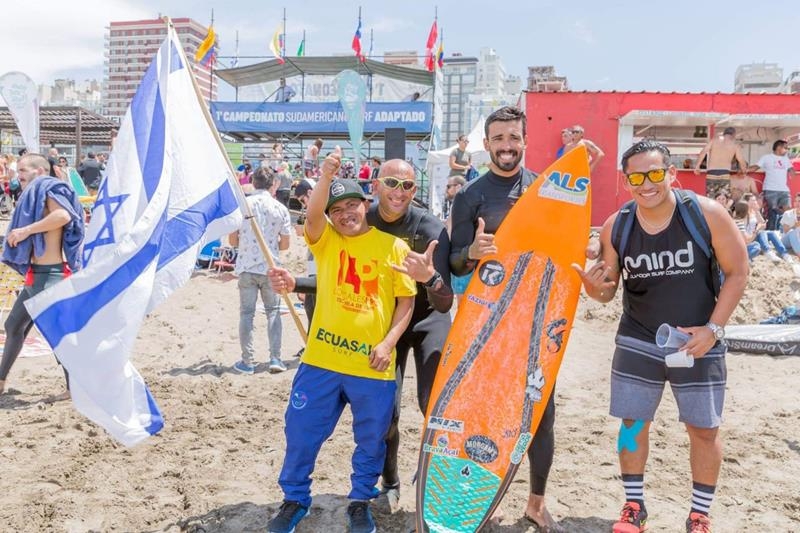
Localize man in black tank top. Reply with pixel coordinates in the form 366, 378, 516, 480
268, 159, 454, 510
449, 106, 561, 532
574, 140, 748, 533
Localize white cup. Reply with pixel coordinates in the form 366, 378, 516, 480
655, 323, 690, 349
665, 350, 695, 368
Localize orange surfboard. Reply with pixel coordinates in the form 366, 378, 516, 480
416, 146, 591, 532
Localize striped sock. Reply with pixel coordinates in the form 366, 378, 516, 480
621, 473, 645, 507
691, 481, 716, 516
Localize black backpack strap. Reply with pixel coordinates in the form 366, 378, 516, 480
611, 200, 637, 266
673, 189, 722, 297
673, 189, 711, 259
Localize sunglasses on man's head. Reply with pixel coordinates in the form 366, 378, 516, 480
379, 176, 416, 191
625, 168, 668, 187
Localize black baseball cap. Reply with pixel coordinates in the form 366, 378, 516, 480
326, 179, 367, 212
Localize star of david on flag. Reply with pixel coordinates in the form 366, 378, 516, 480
81, 178, 129, 265
24, 23, 244, 447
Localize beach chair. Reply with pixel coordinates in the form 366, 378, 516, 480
196, 239, 222, 269
211, 246, 237, 273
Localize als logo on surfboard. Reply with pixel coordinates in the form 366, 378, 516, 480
538, 170, 590, 206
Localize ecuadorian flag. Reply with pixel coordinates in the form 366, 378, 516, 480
195, 26, 217, 66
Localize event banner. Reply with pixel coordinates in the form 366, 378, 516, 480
337, 70, 366, 167
211, 101, 432, 134
0, 71, 40, 152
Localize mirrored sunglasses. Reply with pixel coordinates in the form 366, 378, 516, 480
625, 168, 668, 187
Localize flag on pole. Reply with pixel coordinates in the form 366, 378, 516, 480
270, 26, 285, 64
25, 25, 244, 447
436, 39, 445, 69
352, 20, 364, 62
424, 21, 438, 72
194, 26, 218, 67
296, 38, 305, 57
0, 71, 40, 152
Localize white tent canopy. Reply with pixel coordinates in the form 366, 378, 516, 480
426, 117, 490, 217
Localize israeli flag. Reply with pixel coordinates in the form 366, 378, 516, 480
24, 27, 244, 447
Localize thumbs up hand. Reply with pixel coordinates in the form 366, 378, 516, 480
467, 217, 497, 260
391, 240, 439, 283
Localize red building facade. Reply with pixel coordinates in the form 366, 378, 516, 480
523, 91, 800, 225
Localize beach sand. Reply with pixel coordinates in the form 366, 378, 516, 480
0, 237, 799, 533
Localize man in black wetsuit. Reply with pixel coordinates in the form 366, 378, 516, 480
268, 158, 454, 510
448, 105, 561, 531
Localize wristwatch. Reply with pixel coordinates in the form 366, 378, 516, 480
423, 271, 443, 288
706, 321, 725, 341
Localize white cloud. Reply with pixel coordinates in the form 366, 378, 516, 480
569, 20, 595, 45
369, 17, 415, 34
4, 0, 151, 83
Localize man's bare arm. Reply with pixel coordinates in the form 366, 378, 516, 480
6, 197, 71, 247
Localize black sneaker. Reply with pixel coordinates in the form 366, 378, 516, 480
347, 500, 376, 533
268, 500, 308, 533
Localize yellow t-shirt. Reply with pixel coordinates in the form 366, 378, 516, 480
303, 222, 417, 380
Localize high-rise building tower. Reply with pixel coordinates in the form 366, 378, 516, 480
103, 17, 217, 119
441, 54, 478, 146
476, 47, 506, 97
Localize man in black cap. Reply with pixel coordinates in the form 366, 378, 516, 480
77, 151, 104, 194
270, 158, 454, 512
268, 154, 417, 533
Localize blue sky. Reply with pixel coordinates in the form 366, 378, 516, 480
7, 0, 800, 97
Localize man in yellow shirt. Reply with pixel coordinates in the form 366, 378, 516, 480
268, 154, 416, 533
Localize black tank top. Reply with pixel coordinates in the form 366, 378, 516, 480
618, 214, 716, 342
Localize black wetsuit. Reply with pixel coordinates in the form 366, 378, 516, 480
0, 264, 70, 387
293, 203, 454, 489
449, 168, 555, 496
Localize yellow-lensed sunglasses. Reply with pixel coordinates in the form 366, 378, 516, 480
625, 168, 668, 187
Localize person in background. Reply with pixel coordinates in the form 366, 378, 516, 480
47, 148, 65, 180
449, 135, 471, 178
269, 143, 284, 171
556, 128, 572, 158
275, 162, 293, 208
778, 194, 800, 256
442, 175, 465, 226
370, 157, 382, 181
742, 192, 793, 263
304, 139, 323, 178
694, 127, 747, 201
77, 151, 104, 194
565, 125, 605, 173
748, 139, 796, 230
238, 162, 253, 186
358, 160, 371, 180
229, 167, 292, 376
